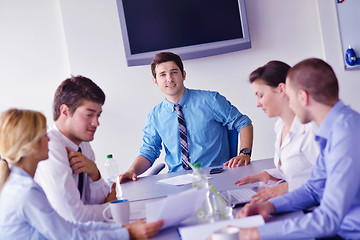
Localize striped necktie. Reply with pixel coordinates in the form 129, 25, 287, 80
77, 147, 84, 198
175, 105, 191, 170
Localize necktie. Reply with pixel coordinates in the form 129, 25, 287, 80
77, 147, 84, 198
174, 105, 191, 170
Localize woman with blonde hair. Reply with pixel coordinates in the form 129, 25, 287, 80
0, 108, 163, 239
234, 61, 319, 202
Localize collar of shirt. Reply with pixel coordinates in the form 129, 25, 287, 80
9, 165, 31, 179
316, 100, 343, 144
52, 124, 83, 152
163, 87, 190, 112
275, 116, 306, 148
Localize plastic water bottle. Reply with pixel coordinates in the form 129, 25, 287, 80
104, 154, 119, 185
192, 163, 213, 220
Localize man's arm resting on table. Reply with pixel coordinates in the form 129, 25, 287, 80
224, 123, 253, 167
119, 156, 152, 183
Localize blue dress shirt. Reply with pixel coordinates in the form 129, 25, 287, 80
0, 166, 129, 240
139, 88, 252, 172
259, 100, 360, 239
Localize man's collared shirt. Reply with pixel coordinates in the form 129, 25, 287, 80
139, 88, 252, 172
35, 124, 110, 222
259, 100, 360, 239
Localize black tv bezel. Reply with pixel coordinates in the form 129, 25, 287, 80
116, 0, 251, 67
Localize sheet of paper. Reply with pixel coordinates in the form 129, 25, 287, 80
157, 174, 197, 185
157, 173, 212, 186
178, 215, 265, 240
146, 188, 207, 229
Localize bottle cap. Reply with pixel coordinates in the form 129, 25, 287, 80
193, 163, 201, 168
106, 154, 113, 158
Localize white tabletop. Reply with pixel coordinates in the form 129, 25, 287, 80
120, 158, 276, 239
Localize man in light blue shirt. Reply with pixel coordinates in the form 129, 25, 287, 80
119, 52, 253, 180
236, 58, 360, 239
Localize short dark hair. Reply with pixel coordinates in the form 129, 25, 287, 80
249, 61, 291, 87
287, 58, 339, 105
53, 75, 105, 121
151, 52, 184, 78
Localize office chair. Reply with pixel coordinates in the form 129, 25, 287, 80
228, 129, 239, 158
148, 129, 238, 175
148, 163, 166, 175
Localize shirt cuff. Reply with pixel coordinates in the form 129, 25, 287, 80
269, 195, 289, 213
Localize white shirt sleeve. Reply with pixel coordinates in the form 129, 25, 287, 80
35, 127, 111, 222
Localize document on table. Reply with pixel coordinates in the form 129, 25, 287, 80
157, 173, 211, 186
178, 215, 265, 240
146, 188, 207, 229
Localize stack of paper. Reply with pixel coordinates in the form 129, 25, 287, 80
146, 188, 207, 229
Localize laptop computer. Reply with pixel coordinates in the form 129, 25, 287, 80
222, 188, 257, 207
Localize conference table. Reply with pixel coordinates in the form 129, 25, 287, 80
120, 158, 279, 239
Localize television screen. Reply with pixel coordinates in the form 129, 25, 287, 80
116, 0, 251, 66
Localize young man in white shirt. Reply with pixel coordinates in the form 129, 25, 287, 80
35, 76, 116, 222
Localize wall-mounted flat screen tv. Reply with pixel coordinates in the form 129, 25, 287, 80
116, 0, 251, 66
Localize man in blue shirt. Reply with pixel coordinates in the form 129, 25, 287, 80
235, 58, 360, 239
119, 52, 253, 181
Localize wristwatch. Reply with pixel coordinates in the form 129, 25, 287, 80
239, 148, 252, 156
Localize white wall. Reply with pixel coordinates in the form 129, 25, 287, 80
1, 0, 359, 177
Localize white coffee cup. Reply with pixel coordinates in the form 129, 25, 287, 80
211, 226, 239, 240
103, 199, 130, 225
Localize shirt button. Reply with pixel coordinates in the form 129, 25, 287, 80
189, 157, 192, 159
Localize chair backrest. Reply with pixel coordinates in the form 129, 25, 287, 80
148, 163, 166, 175
228, 129, 238, 158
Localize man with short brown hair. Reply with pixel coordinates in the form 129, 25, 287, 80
35, 76, 115, 222
234, 58, 360, 240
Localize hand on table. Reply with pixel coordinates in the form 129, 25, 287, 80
118, 170, 137, 183
66, 147, 100, 181
234, 171, 271, 186
250, 182, 288, 203
236, 201, 274, 221
124, 219, 165, 239
224, 153, 251, 168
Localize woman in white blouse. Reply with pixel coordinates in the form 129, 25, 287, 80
235, 61, 319, 203
0, 109, 164, 240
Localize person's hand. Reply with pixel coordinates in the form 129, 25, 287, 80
105, 183, 117, 203
234, 171, 271, 186
251, 182, 288, 203
118, 170, 137, 183
239, 227, 261, 240
236, 201, 274, 221
66, 147, 100, 181
124, 219, 164, 239
224, 154, 251, 168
